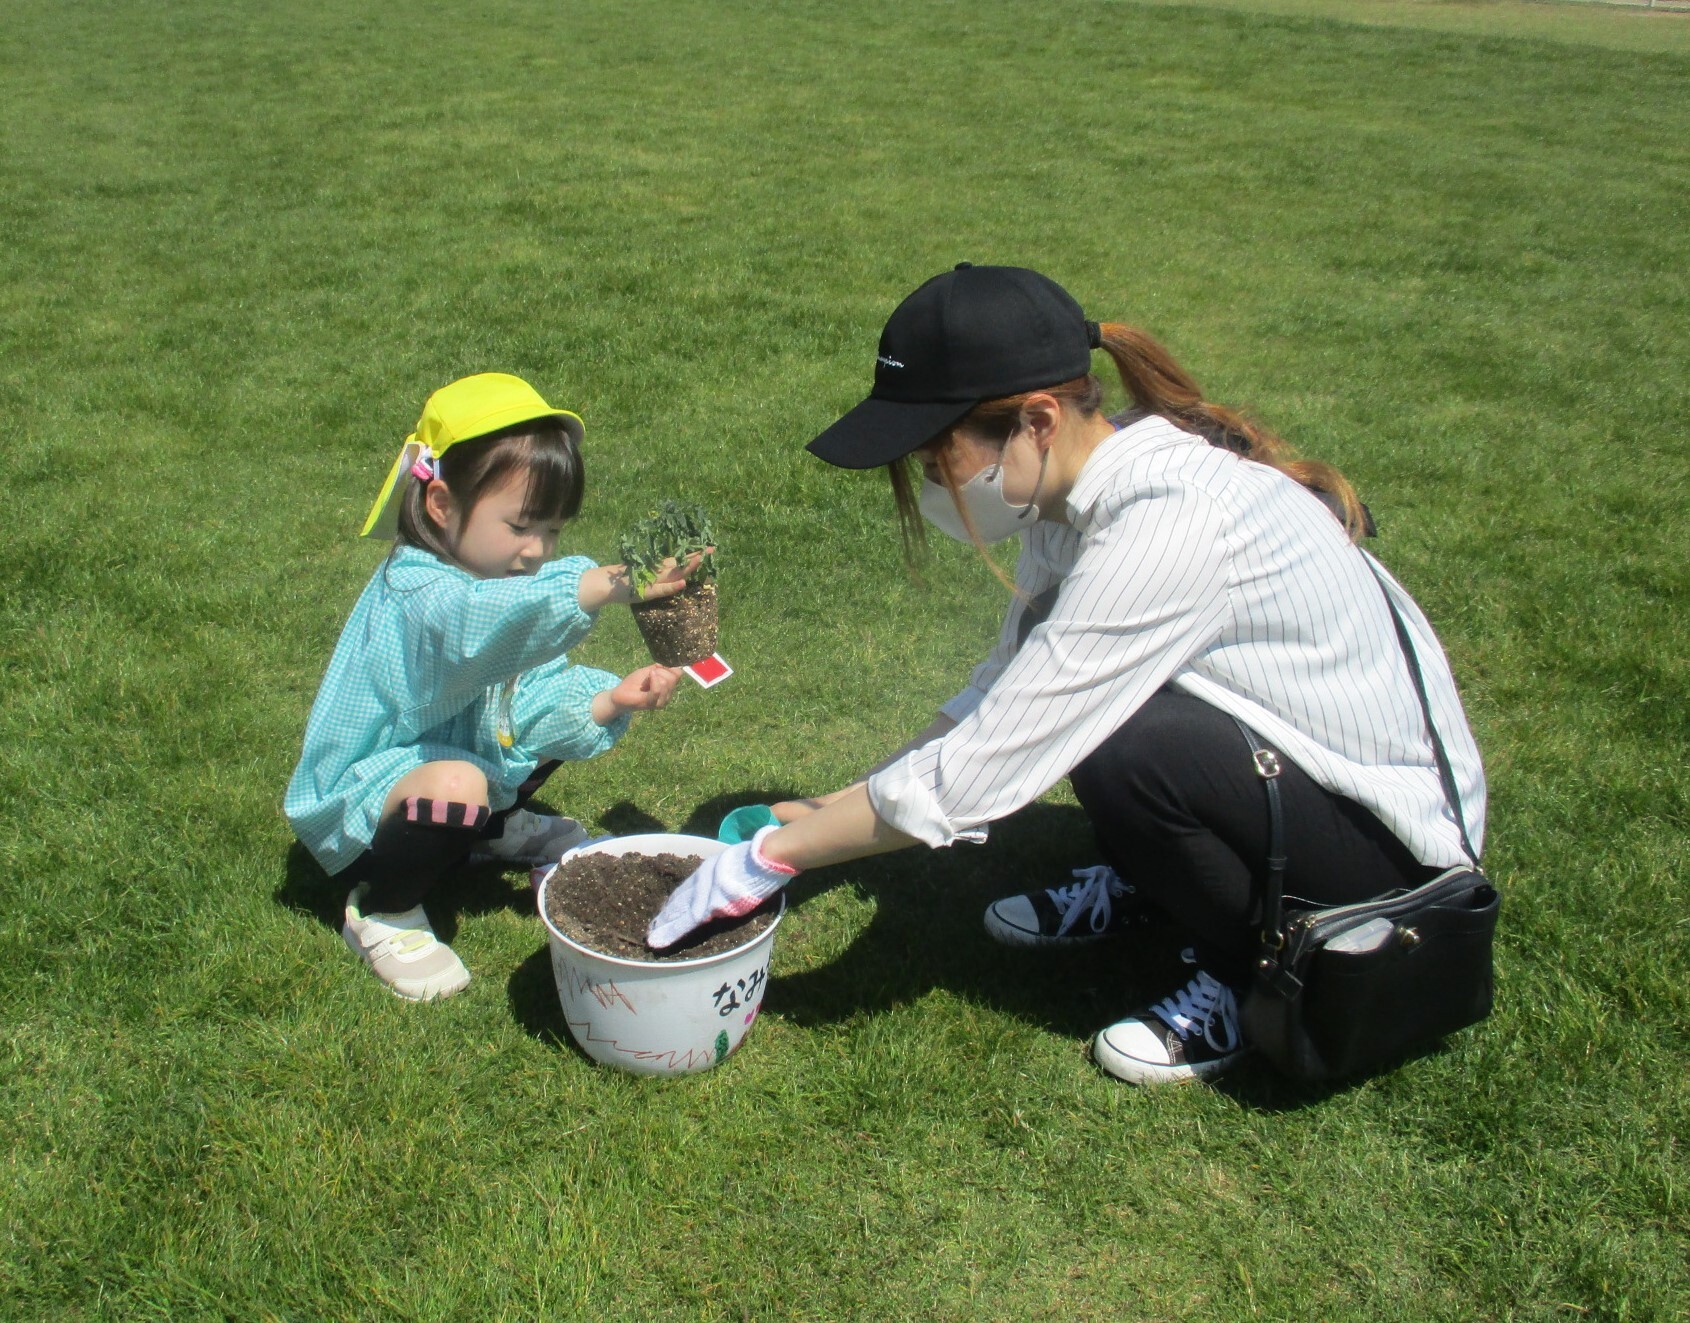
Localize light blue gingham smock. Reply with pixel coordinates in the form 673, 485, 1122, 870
285, 547, 630, 875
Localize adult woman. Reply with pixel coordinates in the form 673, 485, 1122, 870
651, 263, 1486, 1085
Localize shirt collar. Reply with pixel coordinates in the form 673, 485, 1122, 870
1063, 415, 1158, 529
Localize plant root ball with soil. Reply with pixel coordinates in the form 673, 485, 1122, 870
631, 581, 718, 666
545, 850, 776, 961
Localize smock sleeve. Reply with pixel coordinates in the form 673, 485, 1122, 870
512, 657, 630, 762
395, 554, 600, 718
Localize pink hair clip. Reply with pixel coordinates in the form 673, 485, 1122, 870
410, 450, 440, 483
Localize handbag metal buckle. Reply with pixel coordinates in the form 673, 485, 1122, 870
1253, 749, 1281, 779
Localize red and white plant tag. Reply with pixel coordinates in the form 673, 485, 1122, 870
683, 653, 733, 689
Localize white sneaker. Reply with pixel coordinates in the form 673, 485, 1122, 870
984, 865, 1143, 948
1093, 969, 1245, 1085
342, 883, 470, 1002
468, 808, 588, 867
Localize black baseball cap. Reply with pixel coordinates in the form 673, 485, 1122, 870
806, 263, 1101, 470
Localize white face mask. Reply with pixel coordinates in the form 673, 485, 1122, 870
918, 439, 1049, 544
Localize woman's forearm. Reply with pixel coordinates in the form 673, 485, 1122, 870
759, 783, 916, 871
773, 713, 957, 821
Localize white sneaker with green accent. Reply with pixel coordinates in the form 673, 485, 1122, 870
468, 808, 589, 867
342, 883, 471, 1002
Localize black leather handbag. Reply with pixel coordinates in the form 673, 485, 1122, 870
1237, 558, 1500, 1081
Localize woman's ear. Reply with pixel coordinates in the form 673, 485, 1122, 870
423, 478, 456, 532
1020, 394, 1063, 451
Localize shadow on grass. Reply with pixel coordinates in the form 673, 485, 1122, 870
759, 802, 1198, 1043
598, 788, 807, 841
310, 787, 1453, 1110
502, 795, 1199, 1068
1208, 1036, 1461, 1111
272, 788, 591, 948
507, 944, 598, 1065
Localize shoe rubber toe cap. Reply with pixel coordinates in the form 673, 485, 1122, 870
1094, 1020, 1180, 1085
983, 896, 1043, 946
395, 962, 471, 1002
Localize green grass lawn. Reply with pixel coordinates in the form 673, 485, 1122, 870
3, 0, 1686, 1317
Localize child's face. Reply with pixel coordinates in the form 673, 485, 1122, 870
436, 469, 565, 578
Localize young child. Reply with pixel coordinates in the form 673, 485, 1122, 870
285, 372, 696, 1002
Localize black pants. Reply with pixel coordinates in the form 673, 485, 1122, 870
340, 760, 562, 913
1069, 690, 1438, 984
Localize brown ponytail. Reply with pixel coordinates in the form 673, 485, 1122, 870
1095, 322, 1366, 538
885, 319, 1367, 574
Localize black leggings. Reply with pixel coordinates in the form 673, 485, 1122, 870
1069, 690, 1438, 983
340, 760, 562, 913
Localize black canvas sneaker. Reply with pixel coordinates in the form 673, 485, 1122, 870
983, 865, 1145, 948
1093, 969, 1246, 1085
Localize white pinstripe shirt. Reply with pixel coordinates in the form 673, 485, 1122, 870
868, 416, 1487, 868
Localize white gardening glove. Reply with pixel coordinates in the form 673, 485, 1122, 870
646, 825, 799, 949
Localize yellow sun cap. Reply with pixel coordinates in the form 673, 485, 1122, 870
360, 373, 586, 539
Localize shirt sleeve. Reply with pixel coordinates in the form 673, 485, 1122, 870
938, 533, 1069, 724
398, 555, 600, 717
870, 484, 1234, 846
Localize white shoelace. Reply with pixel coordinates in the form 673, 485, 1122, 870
1150, 970, 1241, 1053
1047, 865, 1132, 937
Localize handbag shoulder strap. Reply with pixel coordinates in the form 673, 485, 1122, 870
1360, 553, 1481, 868
1232, 717, 1303, 995
1246, 550, 1480, 981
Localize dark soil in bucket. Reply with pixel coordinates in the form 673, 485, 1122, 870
544, 851, 777, 961
631, 581, 718, 666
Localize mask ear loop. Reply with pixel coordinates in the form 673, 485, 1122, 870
1013, 437, 1051, 518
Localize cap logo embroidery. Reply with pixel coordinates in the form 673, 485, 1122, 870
876, 355, 906, 369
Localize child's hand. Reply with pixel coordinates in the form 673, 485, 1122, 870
591, 665, 683, 725
635, 550, 711, 602
578, 550, 713, 612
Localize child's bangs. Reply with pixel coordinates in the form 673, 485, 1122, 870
493, 428, 584, 523
521, 431, 584, 522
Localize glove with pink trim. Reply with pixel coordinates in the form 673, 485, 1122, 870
646, 825, 799, 949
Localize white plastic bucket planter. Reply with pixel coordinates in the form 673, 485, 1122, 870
536, 832, 784, 1076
